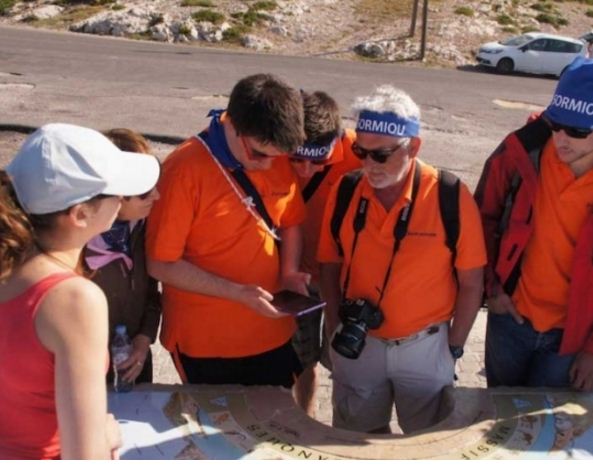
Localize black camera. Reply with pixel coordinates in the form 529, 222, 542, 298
331, 298, 384, 359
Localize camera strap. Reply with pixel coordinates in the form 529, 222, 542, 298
302, 165, 332, 203
342, 165, 421, 304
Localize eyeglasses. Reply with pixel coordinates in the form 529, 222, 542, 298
351, 141, 407, 164
289, 157, 329, 166
240, 136, 274, 160
547, 119, 593, 139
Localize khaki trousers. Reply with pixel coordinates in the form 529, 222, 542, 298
330, 322, 455, 433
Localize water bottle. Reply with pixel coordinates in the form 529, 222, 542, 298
111, 325, 133, 393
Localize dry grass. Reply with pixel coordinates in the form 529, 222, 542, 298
354, 0, 443, 22
355, 0, 415, 20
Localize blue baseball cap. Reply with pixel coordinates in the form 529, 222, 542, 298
544, 56, 593, 130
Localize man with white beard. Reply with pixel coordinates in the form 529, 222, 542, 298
317, 85, 486, 434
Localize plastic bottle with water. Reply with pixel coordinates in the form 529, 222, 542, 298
111, 325, 133, 393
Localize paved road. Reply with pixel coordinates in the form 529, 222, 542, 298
0, 25, 547, 427
0, 24, 558, 186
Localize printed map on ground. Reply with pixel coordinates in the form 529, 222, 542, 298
108, 385, 593, 460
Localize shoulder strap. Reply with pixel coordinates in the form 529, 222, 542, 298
498, 118, 548, 234
438, 169, 460, 263
228, 169, 279, 238
198, 129, 279, 242
302, 165, 332, 203
330, 170, 363, 257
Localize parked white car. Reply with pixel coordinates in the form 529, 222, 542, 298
476, 32, 586, 77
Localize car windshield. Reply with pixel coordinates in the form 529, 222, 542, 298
500, 35, 532, 47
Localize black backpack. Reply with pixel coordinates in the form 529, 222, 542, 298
330, 168, 460, 262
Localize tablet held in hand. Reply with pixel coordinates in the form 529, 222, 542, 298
272, 290, 326, 316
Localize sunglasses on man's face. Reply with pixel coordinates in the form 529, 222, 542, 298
351, 141, 406, 164
547, 120, 593, 139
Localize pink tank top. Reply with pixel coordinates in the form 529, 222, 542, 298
0, 272, 76, 460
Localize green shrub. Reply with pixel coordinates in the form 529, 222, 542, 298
148, 14, 164, 27
191, 8, 225, 24
252, 1, 277, 10
502, 25, 519, 33
55, 0, 115, 4
222, 24, 249, 42
530, 2, 553, 11
178, 24, 192, 35
0, 0, 16, 15
535, 12, 554, 23
535, 12, 567, 26
233, 8, 268, 26
454, 6, 474, 16
497, 13, 514, 25
21, 14, 38, 22
521, 25, 540, 32
587, 8, 593, 16
181, 0, 214, 6
111, 3, 125, 10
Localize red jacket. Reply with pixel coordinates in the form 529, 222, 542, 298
474, 116, 593, 355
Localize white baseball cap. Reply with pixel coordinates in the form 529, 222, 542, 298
6, 123, 161, 214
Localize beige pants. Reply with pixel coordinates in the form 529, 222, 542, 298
330, 322, 455, 434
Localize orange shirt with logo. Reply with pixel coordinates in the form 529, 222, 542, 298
317, 160, 487, 339
514, 140, 593, 332
296, 129, 362, 285
146, 137, 305, 357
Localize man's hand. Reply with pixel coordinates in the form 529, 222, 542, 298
232, 284, 285, 319
106, 413, 122, 460
280, 271, 311, 296
486, 292, 524, 324
569, 351, 593, 391
118, 334, 151, 383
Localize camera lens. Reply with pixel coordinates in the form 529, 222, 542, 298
331, 322, 367, 359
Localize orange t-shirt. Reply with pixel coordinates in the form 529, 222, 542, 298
514, 140, 593, 332
146, 137, 305, 357
317, 160, 486, 339
296, 129, 362, 285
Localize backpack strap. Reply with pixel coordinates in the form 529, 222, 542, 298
330, 170, 363, 257
498, 117, 549, 233
438, 169, 460, 264
302, 165, 332, 203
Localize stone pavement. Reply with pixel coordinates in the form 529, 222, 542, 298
152, 309, 488, 427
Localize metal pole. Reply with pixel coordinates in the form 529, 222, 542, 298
420, 0, 428, 60
410, 0, 420, 37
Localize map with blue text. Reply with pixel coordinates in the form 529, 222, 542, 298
109, 385, 593, 460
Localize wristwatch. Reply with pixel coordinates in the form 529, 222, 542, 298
449, 345, 464, 360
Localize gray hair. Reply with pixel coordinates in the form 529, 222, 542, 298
352, 85, 421, 121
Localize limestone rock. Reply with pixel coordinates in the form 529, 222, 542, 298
31, 5, 63, 20
71, 7, 154, 36
354, 41, 385, 59
150, 23, 172, 42
241, 34, 273, 51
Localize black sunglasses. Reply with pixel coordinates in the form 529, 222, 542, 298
547, 120, 593, 139
351, 141, 406, 164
